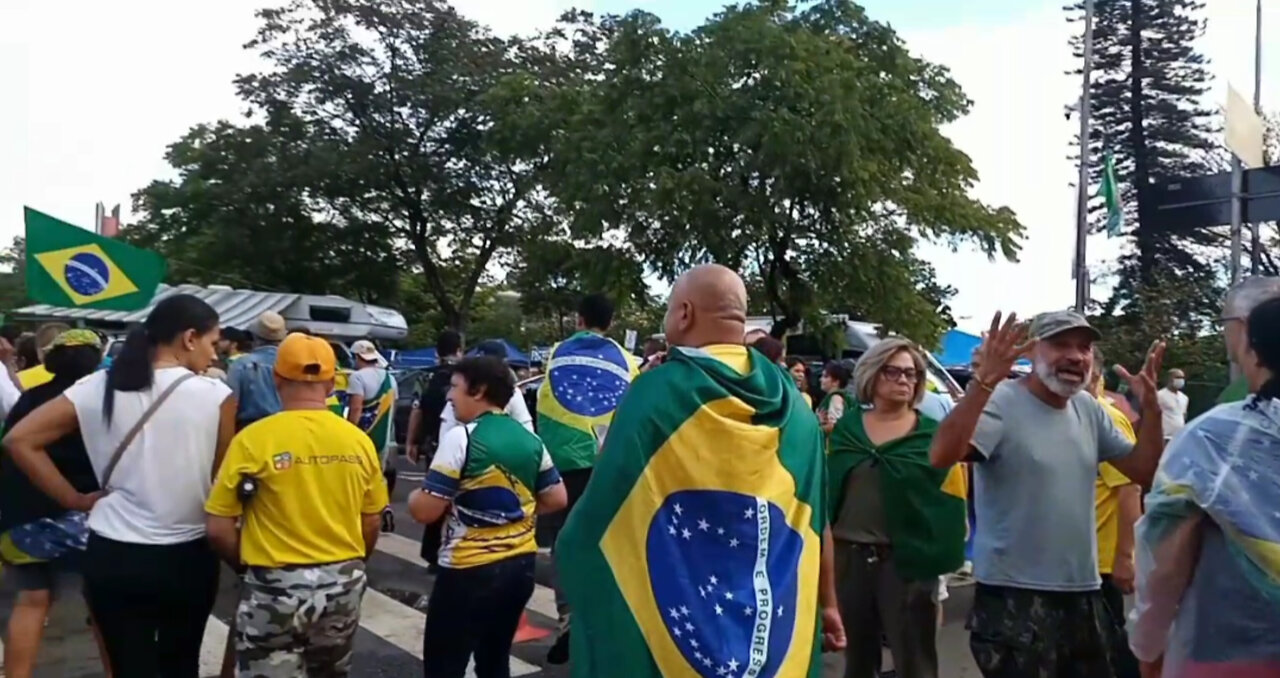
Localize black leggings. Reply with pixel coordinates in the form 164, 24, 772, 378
82, 533, 220, 677
422, 555, 535, 678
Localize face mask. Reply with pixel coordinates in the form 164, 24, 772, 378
1172, 378, 1186, 389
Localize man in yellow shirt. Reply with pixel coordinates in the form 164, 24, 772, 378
1090, 347, 1142, 677
206, 332, 389, 677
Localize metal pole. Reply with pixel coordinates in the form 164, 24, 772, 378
1074, 0, 1095, 312
1250, 0, 1263, 274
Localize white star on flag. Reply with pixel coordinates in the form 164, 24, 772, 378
698, 518, 710, 531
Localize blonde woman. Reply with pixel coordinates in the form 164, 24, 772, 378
827, 338, 966, 678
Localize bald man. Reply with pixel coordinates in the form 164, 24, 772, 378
556, 264, 845, 678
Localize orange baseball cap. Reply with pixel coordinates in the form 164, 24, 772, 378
274, 333, 337, 382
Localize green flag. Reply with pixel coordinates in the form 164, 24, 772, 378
24, 207, 166, 311
557, 345, 829, 677
1100, 151, 1125, 237
827, 409, 967, 580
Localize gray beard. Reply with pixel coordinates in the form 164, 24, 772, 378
1034, 361, 1085, 398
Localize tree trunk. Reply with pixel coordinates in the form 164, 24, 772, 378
1129, 0, 1155, 285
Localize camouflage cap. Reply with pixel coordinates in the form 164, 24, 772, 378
1029, 310, 1101, 341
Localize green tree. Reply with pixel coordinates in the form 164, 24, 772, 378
542, 1, 1022, 345
128, 120, 400, 303
0, 236, 28, 312
510, 239, 652, 340
1067, 0, 1221, 312
233, 0, 563, 331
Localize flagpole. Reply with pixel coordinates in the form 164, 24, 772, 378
1074, 0, 1095, 312
1249, 0, 1263, 274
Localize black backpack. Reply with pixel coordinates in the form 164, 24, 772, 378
415, 364, 455, 449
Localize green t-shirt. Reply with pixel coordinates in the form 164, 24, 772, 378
1218, 376, 1250, 404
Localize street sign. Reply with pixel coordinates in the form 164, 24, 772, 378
1140, 166, 1280, 232
1225, 83, 1266, 169
1140, 172, 1232, 232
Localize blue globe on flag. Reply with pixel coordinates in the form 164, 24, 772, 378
547, 335, 632, 418
646, 489, 803, 678
63, 252, 111, 297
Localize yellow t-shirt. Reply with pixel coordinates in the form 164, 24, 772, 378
206, 409, 390, 568
17, 365, 53, 390
1095, 396, 1137, 574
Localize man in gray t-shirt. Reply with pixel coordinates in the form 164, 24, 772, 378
929, 310, 1166, 678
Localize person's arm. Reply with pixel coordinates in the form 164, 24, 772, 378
533, 445, 568, 514
212, 394, 237, 480
359, 438, 391, 557
1131, 511, 1204, 663
346, 376, 366, 425
405, 397, 423, 464
929, 311, 1027, 468
819, 526, 846, 651
408, 426, 467, 524
206, 515, 241, 566
3, 395, 99, 511
204, 435, 261, 567
1109, 342, 1167, 488
930, 385, 1001, 468
1112, 484, 1142, 592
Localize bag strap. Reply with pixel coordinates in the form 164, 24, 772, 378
101, 372, 197, 488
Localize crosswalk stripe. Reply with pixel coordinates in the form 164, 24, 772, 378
359, 587, 540, 677
200, 616, 229, 677
375, 533, 560, 621
200, 545, 545, 678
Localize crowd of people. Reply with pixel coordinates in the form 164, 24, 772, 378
0, 269, 1276, 678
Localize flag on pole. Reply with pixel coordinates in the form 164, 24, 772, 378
1099, 151, 1124, 237
24, 207, 167, 311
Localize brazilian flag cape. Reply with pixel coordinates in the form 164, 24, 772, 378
537, 331, 638, 473
827, 411, 966, 580
557, 344, 829, 678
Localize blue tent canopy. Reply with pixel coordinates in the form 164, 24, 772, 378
393, 347, 438, 368
467, 339, 531, 367
934, 329, 1030, 369
391, 339, 532, 369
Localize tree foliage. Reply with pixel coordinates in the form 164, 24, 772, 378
1067, 0, 1222, 314
510, 238, 653, 338
128, 120, 400, 303
0, 237, 28, 313
540, 0, 1022, 344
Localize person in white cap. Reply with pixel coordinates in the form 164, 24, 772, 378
346, 339, 398, 531
226, 311, 289, 431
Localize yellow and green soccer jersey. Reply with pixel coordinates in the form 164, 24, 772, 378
423, 412, 562, 569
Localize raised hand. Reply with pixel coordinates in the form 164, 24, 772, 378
972, 312, 1033, 391
1115, 340, 1166, 412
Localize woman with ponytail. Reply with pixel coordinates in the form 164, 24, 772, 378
3, 294, 235, 676
1129, 297, 1280, 678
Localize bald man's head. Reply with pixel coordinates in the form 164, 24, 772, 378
663, 264, 749, 348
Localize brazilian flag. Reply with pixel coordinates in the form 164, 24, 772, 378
557, 344, 829, 678
24, 207, 166, 311
536, 331, 638, 472
827, 410, 967, 580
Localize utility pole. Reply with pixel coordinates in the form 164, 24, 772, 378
1250, 0, 1263, 274
1074, 0, 1095, 312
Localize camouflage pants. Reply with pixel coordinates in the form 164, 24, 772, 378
236, 560, 367, 678
967, 583, 1116, 678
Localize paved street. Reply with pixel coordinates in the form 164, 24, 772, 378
0, 460, 982, 677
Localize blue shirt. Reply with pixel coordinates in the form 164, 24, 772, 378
226, 345, 281, 427
917, 391, 954, 421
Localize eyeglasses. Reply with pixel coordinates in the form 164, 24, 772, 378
880, 366, 920, 383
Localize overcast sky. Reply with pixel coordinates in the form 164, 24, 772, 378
1, 0, 1274, 332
